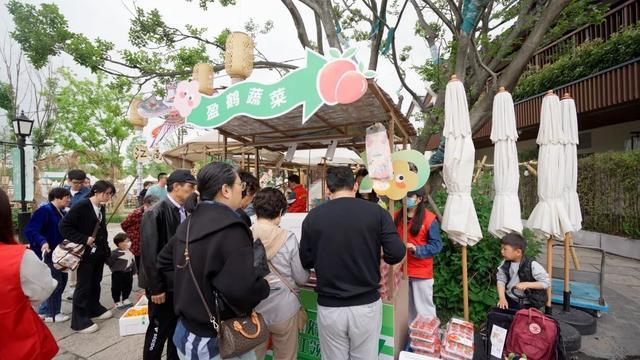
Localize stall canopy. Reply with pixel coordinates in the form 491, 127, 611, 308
214, 81, 416, 152
291, 148, 363, 165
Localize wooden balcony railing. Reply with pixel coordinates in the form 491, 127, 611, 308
474, 57, 640, 140
530, 0, 639, 68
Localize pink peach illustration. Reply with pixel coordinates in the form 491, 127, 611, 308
335, 71, 368, 104
317, 59, 357, 105
174, 80, 202, 117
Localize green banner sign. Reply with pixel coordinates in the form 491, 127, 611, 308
177, 48, 376, 129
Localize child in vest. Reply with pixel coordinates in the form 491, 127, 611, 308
106, 233, 137, 309
497, 233, 550, 310
395, 188, 443, 321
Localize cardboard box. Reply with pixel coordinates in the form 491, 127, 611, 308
119, 296, 149, 336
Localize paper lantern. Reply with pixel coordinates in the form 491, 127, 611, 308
129, 99, 148, 129
225, 32, 254, 82
192, 63, 215, 95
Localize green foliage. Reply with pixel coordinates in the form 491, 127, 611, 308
514, 24, 640, 100
577, 150, 640, 238
542, 0, 608, 47
519, 150, 640, 238
433, 173, 541, 325
53, 69, 132, 179
0, 82, 14, 114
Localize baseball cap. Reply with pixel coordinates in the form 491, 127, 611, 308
167, 169, 197, 189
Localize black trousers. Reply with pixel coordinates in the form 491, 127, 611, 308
143, 291, 178, 360
71, 259, 108, 331
111, 271, 134, 303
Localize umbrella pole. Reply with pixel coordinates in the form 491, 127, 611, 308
462, 245, 469, 321
546, 236, 553, 315
563, 232, 572, 312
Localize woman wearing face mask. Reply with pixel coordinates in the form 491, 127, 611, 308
60, 180, 116, 333
394, 187, 443, 321
158, 162, 269, 360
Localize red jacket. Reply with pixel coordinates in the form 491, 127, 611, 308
396, 210, 437, 279
0, 244, 58, 360
288, 184, 308, 213
121, 206, 144, 256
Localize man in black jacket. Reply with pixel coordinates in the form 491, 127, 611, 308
141, 170, 196, 360
299, 166, 406, 360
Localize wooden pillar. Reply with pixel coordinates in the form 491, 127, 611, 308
254, 147, 260, 177
223, 135, 228, 161
546, 236, 553, 313
462, 246, 469, 320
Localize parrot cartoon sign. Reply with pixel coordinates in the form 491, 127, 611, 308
173, 48, 376, 129
360, 150, 430, 200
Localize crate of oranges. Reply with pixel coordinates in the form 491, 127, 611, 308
119, 295, 150, 336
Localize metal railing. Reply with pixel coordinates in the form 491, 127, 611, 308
530, 0, 639, 68
474, 57, 640, 139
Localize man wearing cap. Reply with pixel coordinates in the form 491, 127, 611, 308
141, 169, 196, 360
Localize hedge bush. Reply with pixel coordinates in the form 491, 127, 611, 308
520, 150, 640, 238
433, 173, 542, 326
513, 24, 640, 101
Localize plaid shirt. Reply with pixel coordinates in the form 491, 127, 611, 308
120, 207, 144, 256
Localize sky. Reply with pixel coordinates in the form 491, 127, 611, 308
0, 0, 436, 145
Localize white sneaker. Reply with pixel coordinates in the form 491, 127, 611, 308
55, 313, 70, 322
77, 323, 99, 334
91, 310, 113, 320
114, 301, 123, 309
122, 299, 133, 307
44, 314, 70, 323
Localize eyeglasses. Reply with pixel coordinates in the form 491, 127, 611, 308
103, 192, 114, 197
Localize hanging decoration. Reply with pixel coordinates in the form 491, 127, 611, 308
359, 149, 430, 200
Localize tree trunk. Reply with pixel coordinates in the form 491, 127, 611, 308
368, 0, 388, 70
317, 0, 342, 51
315, 13, 324, 54
469, 0, 572, 132
281, 0, 311, 49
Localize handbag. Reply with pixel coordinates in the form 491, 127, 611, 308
52, 216, 101, 272
181, 218, 269, 359
267, 262, 308, 331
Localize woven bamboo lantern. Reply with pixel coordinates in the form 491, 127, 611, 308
192, 63, 215, 95
129, 99, 147, 129
225, 32, 254, 83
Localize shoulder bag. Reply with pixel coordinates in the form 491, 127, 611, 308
52, 214, 101, 272
180, 218, 269, 358
267, 261, 308, 331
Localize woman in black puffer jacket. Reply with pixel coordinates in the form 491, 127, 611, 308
158, 162, 269, 360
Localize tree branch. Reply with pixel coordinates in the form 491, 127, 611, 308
470, 37, 497, 91
315, 13, 324, 54
299, 0, 321, 13
391, 0, 426, 112
447, 0, 462, 26
281, 0, 312, 49
469, 0, 572, 132
410, 0, 438, 49
422, 0, 457, 34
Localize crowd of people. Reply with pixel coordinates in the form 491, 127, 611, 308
0, 160, 546, 360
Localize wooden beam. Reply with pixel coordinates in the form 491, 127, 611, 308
247, 134, 353, 148
254, 119, 290, 137
313, 113, 347, 135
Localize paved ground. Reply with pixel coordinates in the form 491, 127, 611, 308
539, 240, 640, 359
48, 225, 640, 359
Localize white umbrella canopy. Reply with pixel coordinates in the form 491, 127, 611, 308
527, 93, 574, 240
561, 95, 582, 231
488, 91, 523, 238
441, 79, 482, 246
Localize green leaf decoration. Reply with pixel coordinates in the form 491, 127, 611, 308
359, 62, 365, 73
328, 48, 341, 59
363, 70, 377, 78
342, 47, 357, 58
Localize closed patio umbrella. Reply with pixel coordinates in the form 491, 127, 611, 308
527, 91, 574, 312
527, 92, 574, 240
488, 88, 523, 238
441, 75, 482, 321
560, 94, 582, 231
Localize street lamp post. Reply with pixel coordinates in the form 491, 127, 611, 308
12, 111, 34, 243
